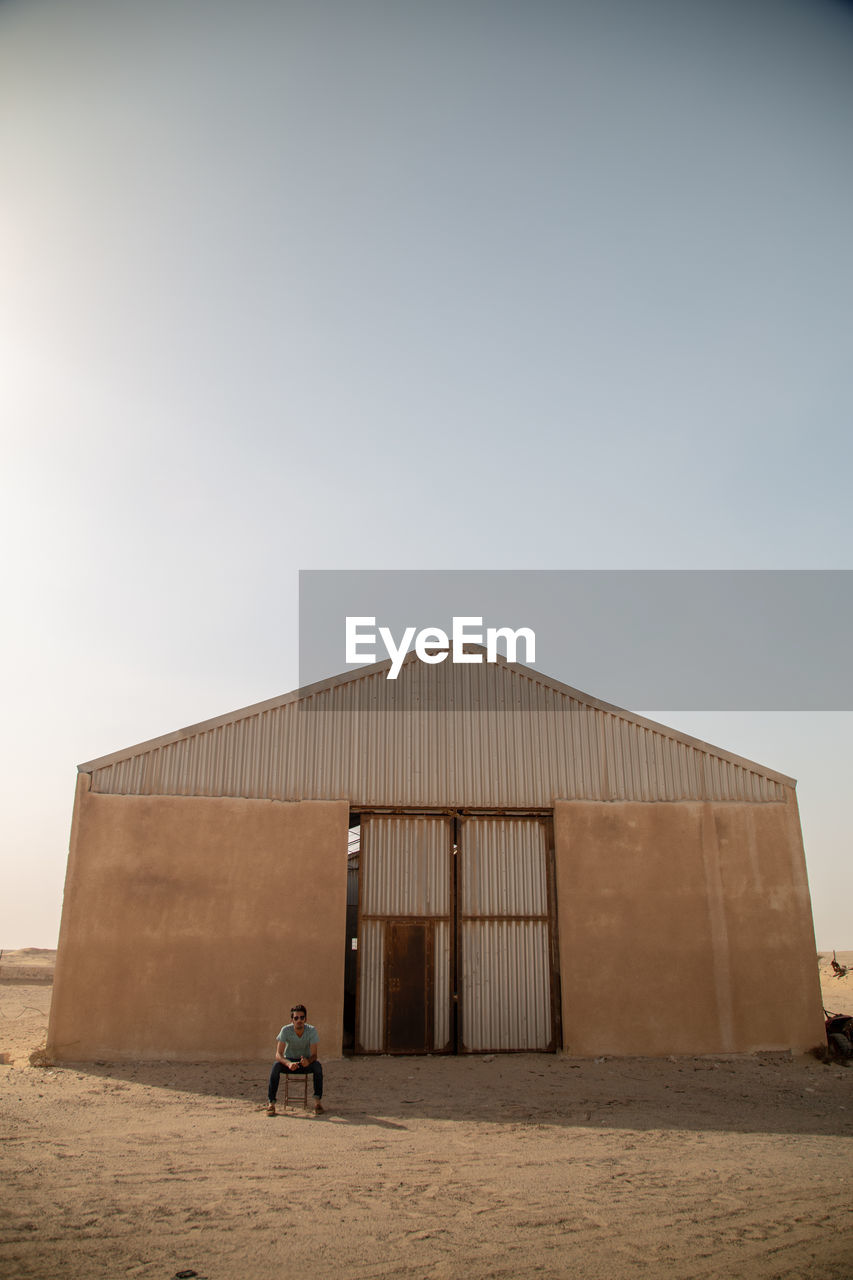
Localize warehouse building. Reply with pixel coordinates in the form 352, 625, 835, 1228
48, 652, 824, 1061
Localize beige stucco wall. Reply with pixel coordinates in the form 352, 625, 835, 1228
554, 795, 824, 1057
48, 776, 349, 1062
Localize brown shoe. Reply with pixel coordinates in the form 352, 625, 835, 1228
266, 1102, 276, 1116
313, 1100, 324, 1114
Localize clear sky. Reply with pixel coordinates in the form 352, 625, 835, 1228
1, 0, 851, 949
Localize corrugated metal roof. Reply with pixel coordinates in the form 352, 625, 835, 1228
80, 652, 794, 805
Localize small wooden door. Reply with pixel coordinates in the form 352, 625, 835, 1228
385, 921, 431, 1053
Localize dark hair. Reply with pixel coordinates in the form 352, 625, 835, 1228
291, 1004, 307, 1017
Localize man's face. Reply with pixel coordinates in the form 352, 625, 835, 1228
291, 1011, 306, 1029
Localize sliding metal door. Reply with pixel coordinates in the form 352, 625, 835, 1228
458, 816, 557, 1052
356, 814, 453, 1053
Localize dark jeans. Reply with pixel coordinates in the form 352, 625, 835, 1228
268, 1059, 323, 1101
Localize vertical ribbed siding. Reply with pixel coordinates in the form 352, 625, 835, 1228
357, 920, 384, 1053
460, 817, 549, 916
460, 921, 552, 1052
433, 919, 451, 1051
88, 658, 789, 805
458, 817, 554, 1053
361, 816, 451, 916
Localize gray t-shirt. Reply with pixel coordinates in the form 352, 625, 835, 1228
278, 1022, 319, 1061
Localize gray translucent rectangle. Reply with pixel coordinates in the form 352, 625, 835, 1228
299, 569, 853, 710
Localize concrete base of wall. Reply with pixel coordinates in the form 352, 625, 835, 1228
554, 797, 824, 1057
47, 778, 349, 1062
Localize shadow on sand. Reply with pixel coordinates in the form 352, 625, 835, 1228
47, 1051, 853, 1140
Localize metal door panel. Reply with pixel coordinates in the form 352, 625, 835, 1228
362, 815, 451, 916
356, 814, 452, 1054
433, 919, 451, 1051
385, 921, 430, 1053
357, 919, 385, 1052
460, 817, 548, 916
461, 920, 552, 1051
459, 816, 555, 1053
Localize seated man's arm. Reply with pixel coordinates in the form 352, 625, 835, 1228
275, 1037, 288, 1065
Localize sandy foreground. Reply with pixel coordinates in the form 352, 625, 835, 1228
1, 950, 852, 1280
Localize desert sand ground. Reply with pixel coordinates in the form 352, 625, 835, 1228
2, 949, 852, 1280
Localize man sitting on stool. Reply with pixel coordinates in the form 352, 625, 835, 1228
267, 1004, 324, 1115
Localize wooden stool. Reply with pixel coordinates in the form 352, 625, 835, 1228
282, 1070, 310, 1110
